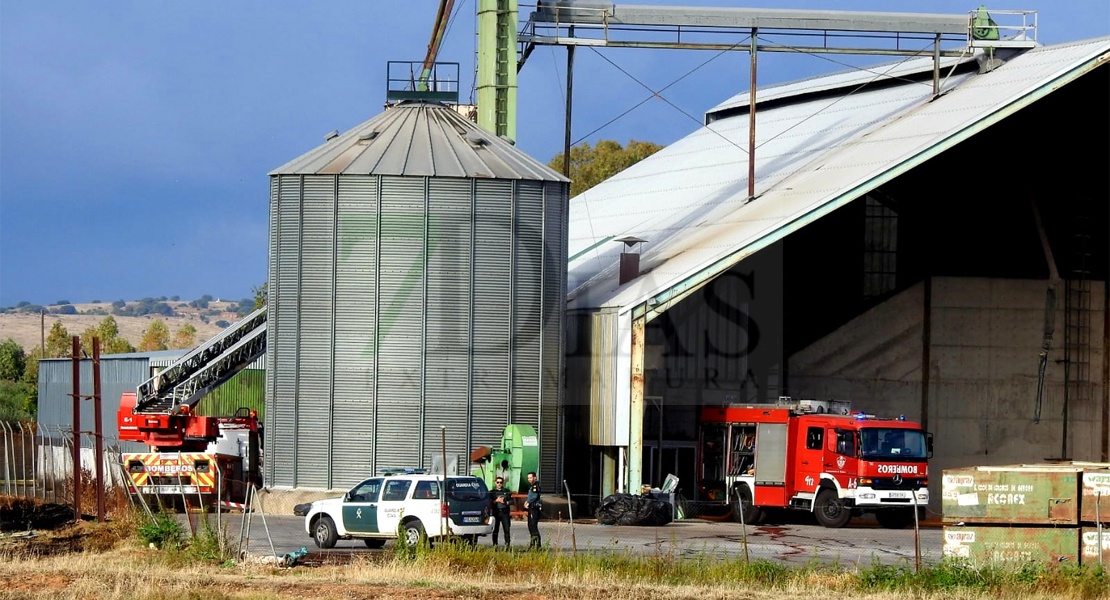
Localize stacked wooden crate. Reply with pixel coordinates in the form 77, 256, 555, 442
941, 463, 1110, 565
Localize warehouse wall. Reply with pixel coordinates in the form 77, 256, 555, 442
790, 276, 1108, 515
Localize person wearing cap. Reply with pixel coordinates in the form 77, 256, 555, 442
490, 476, 513, 547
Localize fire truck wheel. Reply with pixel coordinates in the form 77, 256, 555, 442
731, 485, 763, 525
814, 488, 851, 528
875, 508, 913, 529
313, 515, 339, 549
363, 538, 386, 549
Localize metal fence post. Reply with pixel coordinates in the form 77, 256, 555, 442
1, 422, 10, 495
18, 422, 28, 498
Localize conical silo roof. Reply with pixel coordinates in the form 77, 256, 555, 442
270, 101, 569, 182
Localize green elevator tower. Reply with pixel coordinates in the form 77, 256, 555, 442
477, 0, 517, 141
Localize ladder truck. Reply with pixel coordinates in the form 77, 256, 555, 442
117, 307, 267, 507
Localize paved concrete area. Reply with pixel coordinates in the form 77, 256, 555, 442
188, 511, 942, 566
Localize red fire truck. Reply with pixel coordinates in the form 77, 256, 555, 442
117, 308, 267, 507
699, 399, 932, 528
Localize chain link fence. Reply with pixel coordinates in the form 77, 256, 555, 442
0, 420, 127, 505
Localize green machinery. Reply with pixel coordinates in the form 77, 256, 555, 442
470, 424, 539, 494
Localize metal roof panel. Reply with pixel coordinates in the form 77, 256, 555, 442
271, 102, 568, 182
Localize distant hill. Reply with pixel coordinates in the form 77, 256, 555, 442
0, 299, 251, 354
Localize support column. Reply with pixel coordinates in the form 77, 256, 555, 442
600, 447, 616, 499
628, 316, 646, 494
476, 0, 518, 140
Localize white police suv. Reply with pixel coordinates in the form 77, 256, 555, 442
299, 471, 494, 548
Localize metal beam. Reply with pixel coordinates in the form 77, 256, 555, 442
521, 37, 968, 57
532, 3, 970, 35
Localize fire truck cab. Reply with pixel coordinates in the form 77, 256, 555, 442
699, 399, 932, 528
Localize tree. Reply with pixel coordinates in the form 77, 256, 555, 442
0, 380, 34, 422
252, 282, 268, 310
172, 324, 197, 350
0, 338, 25, 381
80, 316, 135, 355
45, 322, 72, 358
22, 348, 40, 410
548, 139, 664, 197
139, 320, 170, 352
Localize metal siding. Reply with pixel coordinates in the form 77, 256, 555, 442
424, 177, 473, 463
512, 181, 543, 432
332, 175, 379, 487
294, 175, 335, 487
271, 174, 302, 487
586, 309, 620, 445
541, 182, 568, 483
194, 369, 266, 418
266, 176, 279, 484
471, 179, 513, 450
375, 176, 425, 471
36, 357, 149, 451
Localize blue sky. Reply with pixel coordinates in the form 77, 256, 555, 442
1, 1, 1106, 306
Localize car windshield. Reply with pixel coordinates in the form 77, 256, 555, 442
860, 428, 927, 462
447, 478, 489, 502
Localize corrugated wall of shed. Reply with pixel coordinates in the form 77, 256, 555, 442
332, 175, 378, 486
423, 177, 473, 464
587, 309, 621, 446
194, 369, 266, 418
374, 176, 425, 471
295, 175, 335, 488
541, 181, 568, 484
269, 174, 302, 486
470, 179, 513, 452
37, 357, 148, 451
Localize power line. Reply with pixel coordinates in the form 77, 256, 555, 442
754, 40, 938, 151
585, 47, 750, 155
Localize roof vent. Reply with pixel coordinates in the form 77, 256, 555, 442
465, 132, 487, 148
614, 236, 648, 285
359, 131, 379, 141
324, 130, 339, 141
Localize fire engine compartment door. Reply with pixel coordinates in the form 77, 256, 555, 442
754, 423, 787, 485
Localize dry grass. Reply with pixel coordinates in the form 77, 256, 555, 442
0, 537, 1105, 600
0, 301, 236, 351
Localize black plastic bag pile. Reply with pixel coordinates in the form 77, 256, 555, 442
595, 493, 673, 526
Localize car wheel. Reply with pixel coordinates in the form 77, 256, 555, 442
875, 508, 914, 529
731, 484, 764, 526
313, 515, 338, 549
363, 538, 386, 549
461, 534, 478, 546
814, 488, 851, 528
403, 520, 427, 546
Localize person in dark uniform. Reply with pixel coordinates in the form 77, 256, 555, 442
490, 477, 512, 547
524, 471, 542, 549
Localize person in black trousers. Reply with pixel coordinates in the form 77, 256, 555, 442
490, 477, 512, 547
525, 471, 542, 549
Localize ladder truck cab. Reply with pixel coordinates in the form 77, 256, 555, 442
117, 307, 267, 507
699, 399, 933, 529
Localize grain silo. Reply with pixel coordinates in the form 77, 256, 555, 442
265, 101, 569, 492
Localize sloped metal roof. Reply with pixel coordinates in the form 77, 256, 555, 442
706, 52, 978, 119
271, 101, 569, 182
567, 37, 1110, 313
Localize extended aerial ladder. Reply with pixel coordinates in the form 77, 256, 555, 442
118, 306, 267, 504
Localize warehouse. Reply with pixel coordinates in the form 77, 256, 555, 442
563, 37, 1110, 515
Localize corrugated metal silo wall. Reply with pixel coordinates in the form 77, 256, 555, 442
37, 357, 148, 451
267, 174, 568, 491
